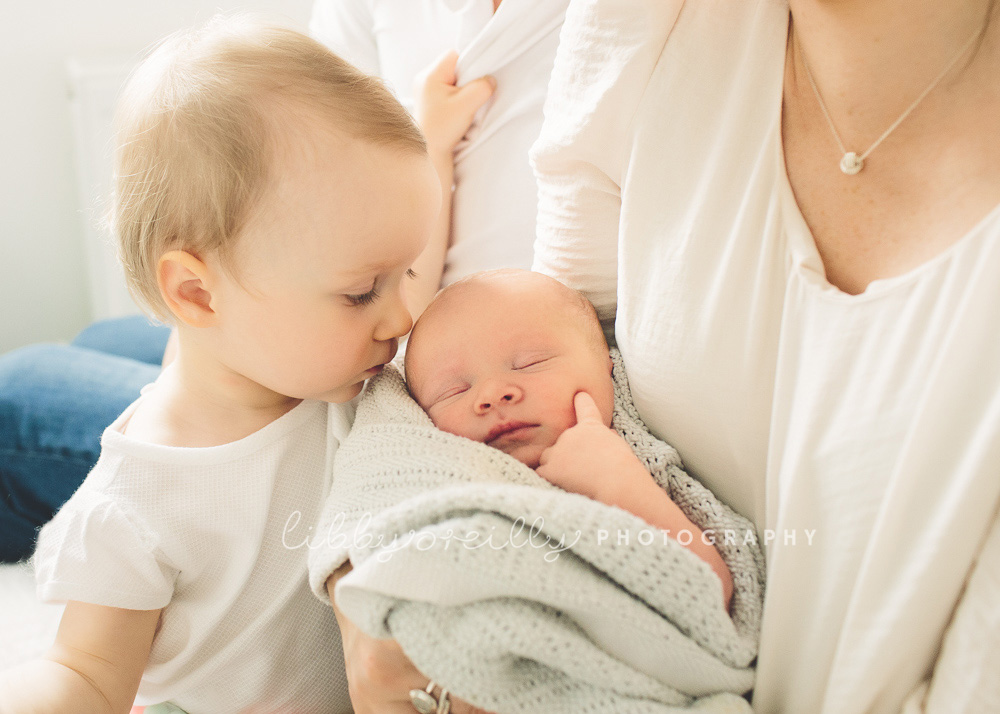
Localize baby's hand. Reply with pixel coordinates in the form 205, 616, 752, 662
415, 51, 496, 157
539, 393, 735, 608
537, 392, 653, 505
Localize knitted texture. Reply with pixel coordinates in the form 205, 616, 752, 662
308, 350, 764, 713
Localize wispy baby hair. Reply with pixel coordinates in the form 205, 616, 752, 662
112, 14, 426, 320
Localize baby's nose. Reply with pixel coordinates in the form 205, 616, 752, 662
475, 383, 523, 413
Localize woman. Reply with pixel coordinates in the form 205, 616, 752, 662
339, 0, 1000, 712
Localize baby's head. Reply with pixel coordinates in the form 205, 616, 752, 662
114, 16, 440, 402
405, 270, 614, 468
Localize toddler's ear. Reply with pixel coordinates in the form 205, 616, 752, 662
158, 250, 217, 328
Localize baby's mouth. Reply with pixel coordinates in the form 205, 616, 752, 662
485, 421, 538, 445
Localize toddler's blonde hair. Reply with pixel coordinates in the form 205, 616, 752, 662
112, 14, 426, 320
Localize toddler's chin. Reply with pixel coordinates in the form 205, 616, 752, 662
317, 380, 364, 404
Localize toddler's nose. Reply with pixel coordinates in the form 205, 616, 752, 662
375, 291, 414, 342
474, 383, 523, 414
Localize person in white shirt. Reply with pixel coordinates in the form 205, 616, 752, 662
319, 0, 1000, 713
0, 15, 494, 713
531, 1, 1000, 713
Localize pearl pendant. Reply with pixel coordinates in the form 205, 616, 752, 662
840, 152, 864, 175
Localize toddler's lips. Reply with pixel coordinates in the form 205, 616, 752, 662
363, 342, 398, 377
485, 421, 538, 445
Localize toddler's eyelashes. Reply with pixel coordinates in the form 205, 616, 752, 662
346, 287, 380, 306
347, 269, 418, 305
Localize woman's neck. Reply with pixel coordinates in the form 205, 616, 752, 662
788, 0, 995, 147
781, 0, 1000, 294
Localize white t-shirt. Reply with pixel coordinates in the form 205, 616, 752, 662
533, 1, 1000, 713
34, 393, 356, 714
310, 0, 567, 285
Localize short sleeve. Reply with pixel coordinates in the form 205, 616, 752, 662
309, 0, 381, 76
34, 491, 176, 610
531, 0, 684, 338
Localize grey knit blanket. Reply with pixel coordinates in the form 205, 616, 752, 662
308, 350, 764, 714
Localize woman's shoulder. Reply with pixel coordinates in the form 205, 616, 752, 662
535, 0, 788, 176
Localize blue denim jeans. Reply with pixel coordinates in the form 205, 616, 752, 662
0, 317, 170, 562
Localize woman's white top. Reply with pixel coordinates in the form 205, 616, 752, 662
532, 1, 1000, 712
34, 394, 356, 713
310, 0, 567, 285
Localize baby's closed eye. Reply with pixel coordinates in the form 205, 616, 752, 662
431, 384, 469, 405
512, 355, 553, 370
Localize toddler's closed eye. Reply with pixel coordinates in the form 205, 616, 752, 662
345, 286, 380, 306
346, 269, 417, 306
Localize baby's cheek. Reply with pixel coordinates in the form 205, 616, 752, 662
560, 399, 582, 432
426, 410, 449, 432
428, 407, 473, 441
535, 421, 566, 460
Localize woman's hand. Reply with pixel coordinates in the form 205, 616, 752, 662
327, 566, 496, 714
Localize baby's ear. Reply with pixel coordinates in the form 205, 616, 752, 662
157, 250, 218, 328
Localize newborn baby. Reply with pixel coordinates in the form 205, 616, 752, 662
404, 269, 733, 606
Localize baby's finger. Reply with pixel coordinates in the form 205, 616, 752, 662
537, 445, 553, 468
573, 391, 603, 425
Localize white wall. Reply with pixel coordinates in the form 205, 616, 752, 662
0, 0, 313, 354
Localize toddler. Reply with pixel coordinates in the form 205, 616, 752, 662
403, 269, 734, 605
0, 16, 486, 714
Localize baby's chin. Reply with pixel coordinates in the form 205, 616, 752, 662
494, 441, 545, 470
